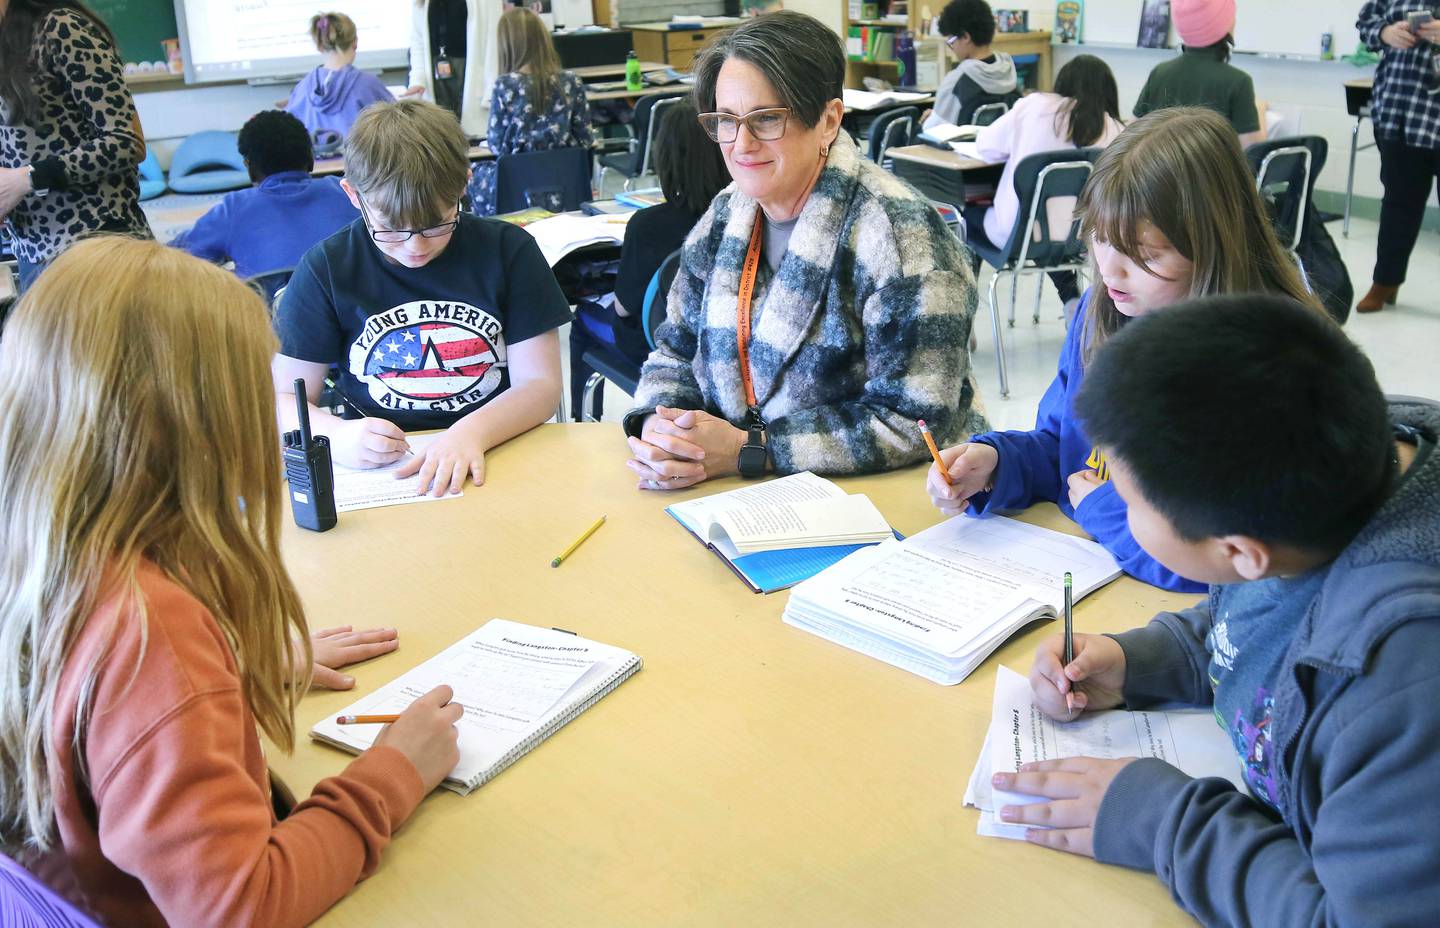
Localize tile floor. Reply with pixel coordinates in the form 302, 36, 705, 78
580, 215, 1440, 430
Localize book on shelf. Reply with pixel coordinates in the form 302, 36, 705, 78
311, 620, 642, 795
782, 514, 1123, 685
666, 471, 897, 594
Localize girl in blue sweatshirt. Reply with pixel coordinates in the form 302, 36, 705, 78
285, 12, 393, 143
927, 108, 1323, 592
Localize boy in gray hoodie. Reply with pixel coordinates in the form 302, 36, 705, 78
926, 0, 1021, 129
991, 294, 1440, 926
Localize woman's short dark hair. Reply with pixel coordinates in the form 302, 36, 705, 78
651, 98, 731, 215
938, 0, 997, 46
1052, 54, 1120, 147
691, 11, 844, 129
238, 110, 315, 179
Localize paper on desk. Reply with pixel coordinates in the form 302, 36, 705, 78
948, 140, 985, 161
330, 433, 464, 512
525, 212, 632, 266
967, 666, 1247, 839
842, 88, 932, 110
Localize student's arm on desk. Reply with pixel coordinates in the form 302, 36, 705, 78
973, 105, 1016, 164
1072, 483, 1207, 592
395, 328, 562, 496
1094, 623, 1440, 927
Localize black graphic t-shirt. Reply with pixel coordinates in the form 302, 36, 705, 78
276, 214, 571, 431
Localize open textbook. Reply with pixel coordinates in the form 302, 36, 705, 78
523, 212, 631, 267
964, 666, 1247, 839
311, 620, 641, 795
842, 88, 932, 110
782, 515, 1122, 684
329, 433, 463, 512
666, 472, 896, 593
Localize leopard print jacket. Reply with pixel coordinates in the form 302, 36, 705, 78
0, 9, 151, 264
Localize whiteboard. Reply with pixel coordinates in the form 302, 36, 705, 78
1078, 0, 1362, 59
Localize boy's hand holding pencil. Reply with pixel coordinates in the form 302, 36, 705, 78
1026, 632, 1128, 722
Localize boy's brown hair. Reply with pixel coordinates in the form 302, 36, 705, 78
344, 99, 469, 229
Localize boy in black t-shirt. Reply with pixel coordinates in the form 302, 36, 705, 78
273, 100, 571, 496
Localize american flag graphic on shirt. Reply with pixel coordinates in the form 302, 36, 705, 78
349, 301, 506, 413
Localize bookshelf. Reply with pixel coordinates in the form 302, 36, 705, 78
843, 0, 917, 88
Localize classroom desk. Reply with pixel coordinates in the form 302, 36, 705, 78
885, 142, 994, 172
885, 143, 1003, 207
312, 143, 493, 178
269, 423, 1200, 927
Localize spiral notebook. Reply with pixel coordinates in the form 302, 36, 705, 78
310, 620, 641, 795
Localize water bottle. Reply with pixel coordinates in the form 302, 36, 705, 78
896, 32, 917, 88
625, 50, 643, 92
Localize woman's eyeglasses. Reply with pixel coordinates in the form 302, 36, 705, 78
357, 195, 462, 244
697, 107, 791, 143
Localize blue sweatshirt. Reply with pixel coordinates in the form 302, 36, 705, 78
1095, 398, 1440, 927
284, 64, 393, 141
965, 290, 1205, 592
172, 172, 358, 280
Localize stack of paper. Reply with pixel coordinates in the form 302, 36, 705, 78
782, 516, 1122, 685
965, 666, 1248, 839
523, 212, 632, 266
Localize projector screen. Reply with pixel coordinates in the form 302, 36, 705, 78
174, 0, 412, 84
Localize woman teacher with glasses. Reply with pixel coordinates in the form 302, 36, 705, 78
623, 11, 988, 490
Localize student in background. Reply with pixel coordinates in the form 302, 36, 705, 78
172, 109, 357, 281
0, 0, 151, 294
403, 0, 500, 138
969, 54, 1124, 304
923, 0, 1021, 131
1133, 0, 1266, 146
926, 108, 1323, 592
1354, 1, 1440, 312
284, 12, 393, 143
0, 237, 461, 927
569, 98, 731, 417
1008, 295, 1440, 924
273, 100, 569, 498
468, 7, 592, 216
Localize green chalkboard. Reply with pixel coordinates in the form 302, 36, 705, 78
86, 0, 179, 66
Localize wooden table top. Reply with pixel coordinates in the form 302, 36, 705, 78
885, 143, 996, 171
269, 423, 1199, 927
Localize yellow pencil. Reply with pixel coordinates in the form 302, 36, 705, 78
551, 515, 607, 567
917, 419, 950, 485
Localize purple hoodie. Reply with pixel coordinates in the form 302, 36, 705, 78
284, 64, 393, 140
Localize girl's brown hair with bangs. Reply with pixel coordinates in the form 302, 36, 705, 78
497, 7, 563, 105
1075, 107, 1323, 364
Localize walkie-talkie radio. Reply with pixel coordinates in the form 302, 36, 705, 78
282, 378, 337, 532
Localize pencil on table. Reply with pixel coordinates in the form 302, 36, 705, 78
551, 515, 607, 567
917, 419, 950, 485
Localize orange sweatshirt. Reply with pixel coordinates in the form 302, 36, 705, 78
21, 563, 426, 927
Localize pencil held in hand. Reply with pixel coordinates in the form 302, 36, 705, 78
1063, 571, 1075, 713
918, 419, 950, 485
336, 714, 401, 725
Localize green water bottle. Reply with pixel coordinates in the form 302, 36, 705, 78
625, 50, 643, 92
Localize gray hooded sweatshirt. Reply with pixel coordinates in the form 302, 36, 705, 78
1093, 397, 1440, 926
925, 52, 1020, 130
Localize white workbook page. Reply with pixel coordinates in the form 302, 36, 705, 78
329, 433, 463, 512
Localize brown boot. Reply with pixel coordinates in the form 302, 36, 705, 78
1356, 283, 1399, 313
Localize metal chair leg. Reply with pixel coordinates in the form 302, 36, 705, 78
988, 270, 1010, 398
1345, 118, 1359, 238
1007, 266, 1019, 329
1032, 272, 1044, 325
582, 373, 605, 423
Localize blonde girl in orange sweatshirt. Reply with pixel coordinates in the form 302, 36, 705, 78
0, 237, 461, 927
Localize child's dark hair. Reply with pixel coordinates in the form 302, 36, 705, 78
238, 110, 315, 180
1052, 55, 1119, 147
1075, 294, 1395, 555
652, 98, 730, 215
938, 0, 997, 46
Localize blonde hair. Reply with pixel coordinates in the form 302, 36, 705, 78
497, 7, 563, 104
310, 11, 358, 54
0, 238, 309, 851
1077, 107, 1323, 363
344, 99, 469, 229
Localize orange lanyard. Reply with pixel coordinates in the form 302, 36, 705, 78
736, 211, 764, 416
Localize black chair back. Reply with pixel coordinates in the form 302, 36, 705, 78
998, 147, 1101, 267
245, 267, 294, 311
495, 147, 594, 214
971, 101, 1009, 127
867, 106, 919, 164
1245, 135, 1327, 253
642, 248, 684, 350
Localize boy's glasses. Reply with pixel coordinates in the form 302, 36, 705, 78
357, 195, 462, 244
697, 107, 791, 144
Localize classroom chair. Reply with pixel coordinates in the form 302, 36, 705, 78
1342, 81, 1375, 238
1245, 136, 1325, 286
966, 147, 1100, 398
245, 267, 295, 312
495, 148, 594, 214
596, 91, 686, 192
868, 107, 919, 169
578, 248, 681, 422
137, 150, 167, 201
0, 852, 103, 928
971, 101, 1009, 127
167, 131, 251, 195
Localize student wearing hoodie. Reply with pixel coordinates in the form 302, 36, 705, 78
172, 110, 357, 281
284, 12, 393, 143
923, 0, 1021, 131
1002, 294, 1440, 927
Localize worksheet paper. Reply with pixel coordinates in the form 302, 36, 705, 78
329, 434, 463, 512
708, 494, 892, 555
965, 666, 1247, 840
667, 471, 846, 536
312, 620, 637, 793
